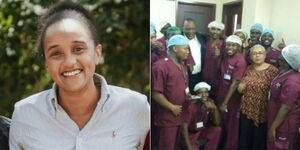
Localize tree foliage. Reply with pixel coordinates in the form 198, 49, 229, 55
0, 0, 149, 117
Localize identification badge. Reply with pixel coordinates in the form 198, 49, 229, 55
224, 73, 231, 80
196, 122, 203, 128
185, 87, 190, 95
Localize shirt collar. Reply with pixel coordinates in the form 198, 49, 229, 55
48, 73, 111, 116
184, 34, 198, 41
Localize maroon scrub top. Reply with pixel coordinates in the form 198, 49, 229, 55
151, 49, 167, 65
157, 36, 167, 52
185, 98, 214, 133
217, 52, 247, 106
202, 40, 225, 99
266, 48, 281, 68
152, 57, 189, 127
268, 71, 300, 133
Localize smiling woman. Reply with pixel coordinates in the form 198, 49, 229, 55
9, 1, 150, 150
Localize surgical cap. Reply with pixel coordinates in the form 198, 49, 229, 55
150, 22, 156, 34
167, 35, 188, 48
208, 20, 225, 30
261, 29, 274, 37
282, 44, 300, 70
194, 82, 211, 92
234, 29, 248, 39
158, 21, 169, 30
167, 35, 189, 54
166, 26, 181, 35
226, 35, 242, 46
250, 23, 263, 33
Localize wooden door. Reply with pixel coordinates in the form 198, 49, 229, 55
176, 2, 215, 34
222, 2, 243, 36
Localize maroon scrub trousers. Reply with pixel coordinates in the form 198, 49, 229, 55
217, 53, 247, 150
152, 57, 189, 150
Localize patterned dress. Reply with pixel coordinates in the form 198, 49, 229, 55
240, 64, 278, 126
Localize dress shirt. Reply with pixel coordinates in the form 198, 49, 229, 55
188, 36, 202, 74
9, 74, 150, 150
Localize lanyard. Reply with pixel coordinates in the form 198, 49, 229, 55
197, 106, 206, 122
172, 59, 188, 87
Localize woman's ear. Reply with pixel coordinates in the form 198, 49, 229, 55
95, 44, 102, 65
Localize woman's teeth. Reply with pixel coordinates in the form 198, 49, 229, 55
62, 69, 81, 77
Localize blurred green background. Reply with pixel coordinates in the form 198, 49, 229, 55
0, 0, 149, 117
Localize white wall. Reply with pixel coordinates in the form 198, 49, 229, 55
269, 0, 300, 45
150, 0, 176, 38
241, 0, 256, 32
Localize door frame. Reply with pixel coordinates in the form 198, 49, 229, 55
222, 1, 243, 35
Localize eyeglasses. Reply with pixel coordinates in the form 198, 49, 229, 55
251, 52, 265, 55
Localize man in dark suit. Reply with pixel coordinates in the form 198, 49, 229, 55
182, 18, 207, 94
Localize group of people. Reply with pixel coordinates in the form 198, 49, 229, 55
151, 19, 300, 150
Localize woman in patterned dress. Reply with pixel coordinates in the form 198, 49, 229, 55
238, 44, 278, 150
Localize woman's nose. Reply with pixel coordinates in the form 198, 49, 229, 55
64, 54, 77, 66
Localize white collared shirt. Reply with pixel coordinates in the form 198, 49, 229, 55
9, 74, 150, 150
187, 36, 202, 74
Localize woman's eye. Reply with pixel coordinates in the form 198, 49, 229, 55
74, 46, 84, 52
50, 51, 62, 57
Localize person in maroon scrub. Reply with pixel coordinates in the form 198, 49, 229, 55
180, 82, 221, 150
202, 20, 226, 100
217, 35, 247, 150
248, 23, 263, 47
267, 44, 300, 150
151, 26, 182, 65
151, 26, 182, 149
152, 35, 190, 150
245, 23, 263, 65
261, 29, 281, 68
233, 29, 249, 55
157, 21, 171, 52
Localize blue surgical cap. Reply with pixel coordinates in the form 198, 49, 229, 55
250, 23, 263, 33
261, 29, 274, 37
167, 35, 189, 54
150, 22, 156, 35
167, 35, 188, 48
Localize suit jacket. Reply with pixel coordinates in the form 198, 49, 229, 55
0, 116, 10, 150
